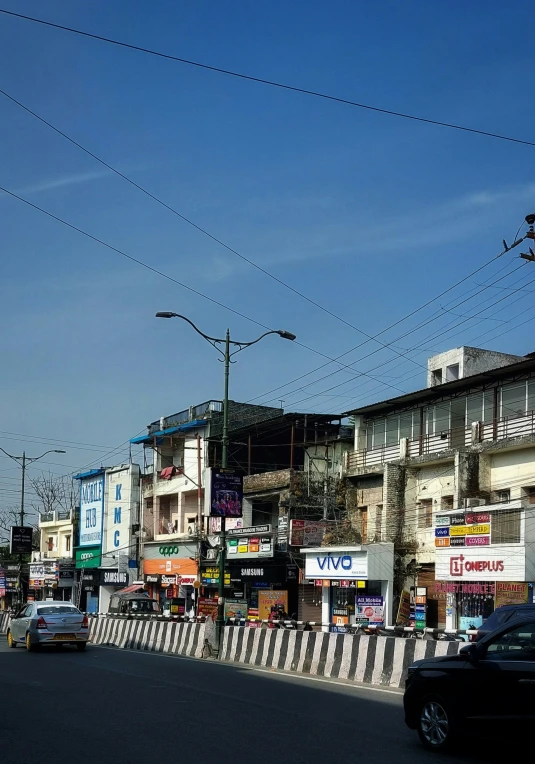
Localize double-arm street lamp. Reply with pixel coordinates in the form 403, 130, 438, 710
155, 312, 296, 649
0, 448, 67, 526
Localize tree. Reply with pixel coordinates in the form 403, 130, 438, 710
0, 506, 39, 548
30, 473, 77, 517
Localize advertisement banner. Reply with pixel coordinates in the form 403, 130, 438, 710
258, 590, 288, 620
225, 599, 248, 621
79, 474, 105, 548
397, 590, 411, 625
143, 558, 198, 577
0, 567, 6, 597
197, 597, 218, 619
210, 469, 243, 517
75, 545, 102, 569
9, 526, 33, 555
356, 596, 385, 626
29, 561, 58, 588
304, 550, 367, 580
289, 519, 327, 547
436, 546, 525, 581
495, 582, 529, 608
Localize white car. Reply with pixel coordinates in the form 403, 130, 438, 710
7, 602, 89, 651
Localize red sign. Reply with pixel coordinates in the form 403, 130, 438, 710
197, 597, 218, 618
435, 582, 495, 595
449, 555, 504, 577
465, 512, 490, 525
465, 536, 490, 547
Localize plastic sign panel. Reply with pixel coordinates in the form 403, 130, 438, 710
79, 474, 105, 548
305, 551, 367, 579
10, 526, 33, 555
210, 468, 243, 517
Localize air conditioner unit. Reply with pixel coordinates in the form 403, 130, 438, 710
464, 497, 485, 509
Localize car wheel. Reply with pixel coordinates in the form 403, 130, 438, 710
76, 642, 87, 652
7, 630, 17, 648
417, 695, 454, 752
25, 633, 37, 652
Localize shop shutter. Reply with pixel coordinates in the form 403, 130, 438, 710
417, 564, 446, 628
298, 583, 322, 624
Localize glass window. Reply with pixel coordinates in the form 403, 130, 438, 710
418, 500, 433, 529
528, 379, 535, 413
399, 412, 413, 439
483, 391, 495, 423
373, 419, 386, 448
434, 402, 450, 434
37, 605, 79, 615
491, 508, 521, 544
424, 407, 434, 435
485, 621, 535, 660
466, 394, 483, 425
501, 382, 527, 418
366, 426, 373, 451
385, 415, 399, 445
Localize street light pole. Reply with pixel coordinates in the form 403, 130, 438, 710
0, 447, 66, 604
155, 312, 296, 652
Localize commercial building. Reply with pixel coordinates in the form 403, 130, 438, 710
32, 507, 77, 601
343, 345, 535, 628
74, 463, 140, 613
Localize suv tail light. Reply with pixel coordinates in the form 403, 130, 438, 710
82, 615, 88, 628
36, 616, 47, 630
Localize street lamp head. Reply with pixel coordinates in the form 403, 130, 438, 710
155, 312, 176, 319
54, 450, 66, 454
277, 330, 297, 341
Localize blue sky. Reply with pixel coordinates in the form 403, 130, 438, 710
1, 0, 535, 499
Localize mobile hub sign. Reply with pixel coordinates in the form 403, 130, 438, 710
79, 473, 105, 548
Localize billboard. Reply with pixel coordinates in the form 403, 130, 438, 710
289, 519, 326, 547
102, 465, 139, 571
10, 526, 33, 555
79, 473, 105, 548
226, 525, 274, 559
210, 469, 243, 517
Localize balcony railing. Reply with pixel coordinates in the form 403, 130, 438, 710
345, 412, 535, 473
39, 509, 73, 524
148, 400, 222, 435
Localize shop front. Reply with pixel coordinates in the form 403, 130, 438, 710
98, 568, 129, 613
225, 559, 298, 622
435, 544, 533, 631
142, 541, 197, 616
28, 561, 59, 601
75, 546, 102, 613
302, 543, 394, 632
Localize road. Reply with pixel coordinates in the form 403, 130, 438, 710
0, 639, 508, 763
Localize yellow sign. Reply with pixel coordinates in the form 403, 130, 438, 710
450, 524, 490, 537
357, 580, 366, 589
238, 544, 248, 553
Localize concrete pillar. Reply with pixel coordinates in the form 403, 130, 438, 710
322, 585, 330, 632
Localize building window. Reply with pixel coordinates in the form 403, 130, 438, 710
375, 505, 383, 540
441, 495, 454, 512
65, 535, 71, 552
360, 507, 368, 543
47, 537, 54, 552
418, 499, 433, 529
446, 364, 459, 382
431, 369, 442, 386
501, 382, 526, 419
493, 489, 510, 504
491, 509, 521, 544
523, 486, 535, 505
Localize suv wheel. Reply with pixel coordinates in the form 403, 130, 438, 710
417, 695, 454, 752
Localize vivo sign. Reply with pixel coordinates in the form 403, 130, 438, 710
305, 551, 368, 580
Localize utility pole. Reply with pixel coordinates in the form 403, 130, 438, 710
0, 447, 66, 605
155, 312, 296, 653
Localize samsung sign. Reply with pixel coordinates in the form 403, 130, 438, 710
304, 551, 368, 580
79, 475, 105, 548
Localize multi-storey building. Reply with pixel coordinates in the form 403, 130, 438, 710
343, 345, 535, 629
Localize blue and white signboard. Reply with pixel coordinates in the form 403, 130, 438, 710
79, 473, 105, 548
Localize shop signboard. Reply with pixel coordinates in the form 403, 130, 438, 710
435, 527, 450, 538
75, 545, 102, 569
435, 537, 450, 548
277, 514, 288, 551
210, 468, 243, 517
9, 526, 33, 555
227, 525, 274, 559
304, 550, 367, 580
356, 596, 384, 626
143, 557, 197, 577
58, 562, 75, 587
29, 561, 58, 588
289, 519, 327, 547
436, 546, 525, 581
197, 597, 218, 619
100, 569, 128, 586
201, 566, 230, 586
435, 581, 495, 595
465, 536, 490, 546
103, 465, 139, 561
79, 473, 105, 548
145, 574, 161, 585
331, 607, 350, 633
495, 582, 529, 608
209, 517, 243, 533
435, 515, 450, 527
397, 590, 411, 625
0, 567, 6, 597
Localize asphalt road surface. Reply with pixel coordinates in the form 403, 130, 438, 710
0, 639, 510, 763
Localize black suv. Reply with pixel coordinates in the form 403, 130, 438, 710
472, 603, 535, 641
404, 614, 535, 752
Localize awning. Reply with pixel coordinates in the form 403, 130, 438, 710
113, 584, 145, 595
130, 419, 206, 445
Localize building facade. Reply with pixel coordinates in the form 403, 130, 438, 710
344, 345, 535, 628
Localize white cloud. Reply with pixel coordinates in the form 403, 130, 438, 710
13, 169, 112, 195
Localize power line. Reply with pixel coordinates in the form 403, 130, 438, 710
1, 87, 430, 374
2, 9, 535, 149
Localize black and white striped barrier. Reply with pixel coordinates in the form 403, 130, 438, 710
88, 614, 214, 658
227, 618, 477, 639
0, 612, 10, 634
221, 626, 462, 688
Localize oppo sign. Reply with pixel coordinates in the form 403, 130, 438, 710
304, 551, 367, 580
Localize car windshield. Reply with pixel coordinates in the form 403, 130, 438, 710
37, 606, 80, 615
129, 599, 158, 613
